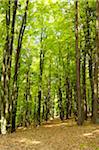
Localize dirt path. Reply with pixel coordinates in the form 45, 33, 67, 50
0, 119, 99, 150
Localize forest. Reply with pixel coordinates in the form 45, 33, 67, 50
0, 0, 99, 149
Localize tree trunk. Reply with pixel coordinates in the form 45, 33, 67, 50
82, 52, 87, 120
11, 0, 29, 132
65, 77, 70, 119
75, 0, 82, 125
45, 63, 51, 121
24, 66, 31, 127
0, 0, 18, 134
92, 0, 99, 123
37, 31, 44, 125
58, 78, 64, 121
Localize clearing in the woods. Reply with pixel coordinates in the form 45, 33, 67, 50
0, 119, 99, 150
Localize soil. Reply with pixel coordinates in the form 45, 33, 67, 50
0, 118, 99, 150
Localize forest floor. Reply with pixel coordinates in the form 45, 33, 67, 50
0, 118, 99, 150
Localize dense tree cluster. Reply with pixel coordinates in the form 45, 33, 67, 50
0, 0, 99, 134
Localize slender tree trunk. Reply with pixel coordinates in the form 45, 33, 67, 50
92, 0, 99, 123
1, 50, 8, 134
82, 2, 91, 120
7, 0, 18, 132
75, 0, 82, 125
82, 52, 87, 120
69, 83, 72, 117
84, 1, 94, 118
37, 31, 44, 125
89, 53, 94, 117
34, 96, 37, 126
24, 66, 31, 126
58, 78, 64, 121
51, 92, 55, 119
73, 85, 78, 121
11, 0, 29, 132
65, 77, 70, 119
45, 63, 51, 121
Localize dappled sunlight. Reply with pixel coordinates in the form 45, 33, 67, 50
17, 127, 27, 130
0, 119, 99, 150
83, 129, 99, 138
19, 138, 41, 145
43, 122, 68, 128
43, 121, 76, 128
92, 129, 99, 134
83, 133, 93, 137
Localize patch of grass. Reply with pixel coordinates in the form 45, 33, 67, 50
80, 143, 86, 149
